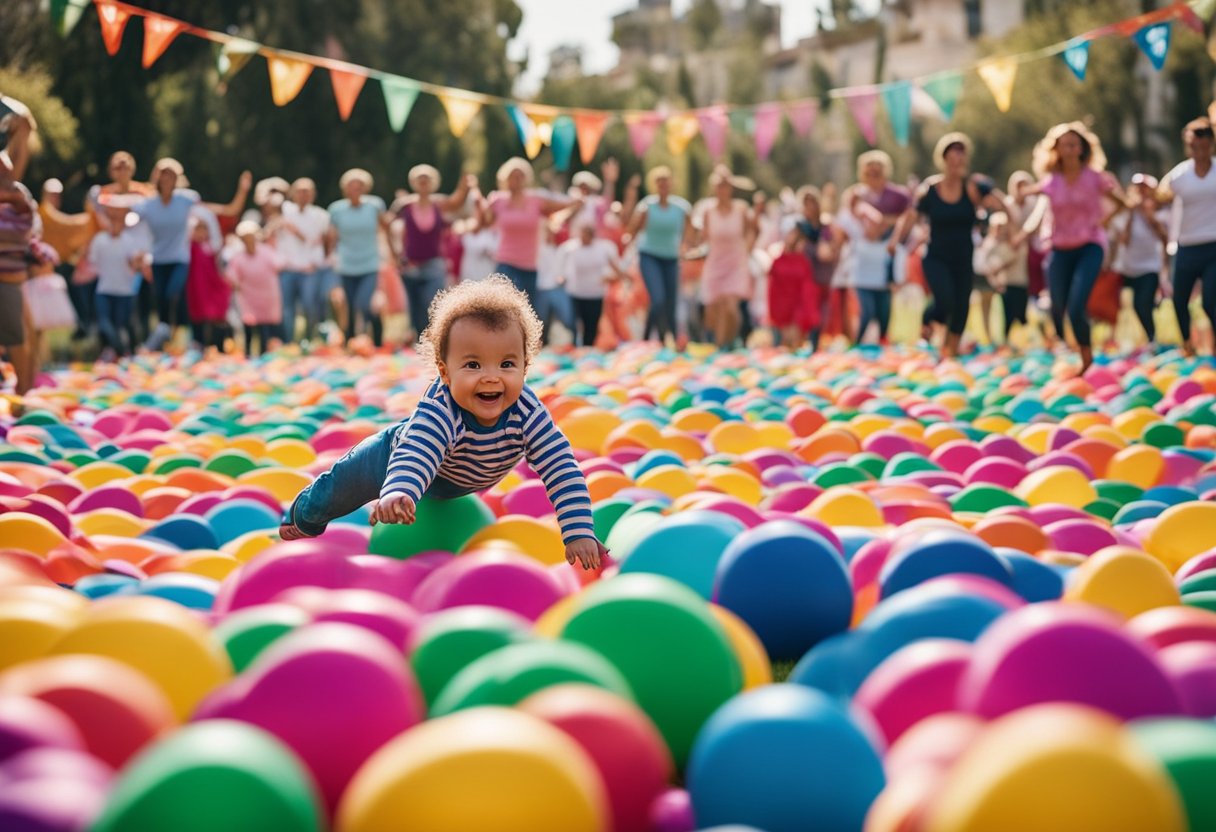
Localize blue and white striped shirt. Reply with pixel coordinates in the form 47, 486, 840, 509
381, 379, 596, 545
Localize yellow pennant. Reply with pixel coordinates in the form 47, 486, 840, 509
439, 93, 483, 138
978, 57, 1018, 113
266, 55, 314, 107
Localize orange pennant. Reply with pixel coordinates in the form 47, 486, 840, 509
329, 69, 368, 121
266, 55, 314, 107
96, 0, 132, 56
142, 15, 185, 68
573, 113, 611, 165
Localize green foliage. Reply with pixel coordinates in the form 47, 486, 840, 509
688, 0, 723, 50
0, 65, 81, 180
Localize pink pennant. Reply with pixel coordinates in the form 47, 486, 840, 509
696, 106, 729, 159
754, 103, 783, 161
844, 90, 880, 146
625, 113, 662, 159
786, 101, 818, 138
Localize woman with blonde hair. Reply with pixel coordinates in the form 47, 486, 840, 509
698, 165, 758, 347
327, 168, 390, 347
478, 157, 579, 310
624, 165, 694, 343
1018, 122, 1129, 371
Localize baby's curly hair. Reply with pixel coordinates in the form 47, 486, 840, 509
419, 274, 543, 369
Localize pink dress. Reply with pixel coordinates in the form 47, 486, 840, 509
227, 243, 282, 325
1041, 167, 1115, 251
701, 202, 751, 303
489, 192, 545, 270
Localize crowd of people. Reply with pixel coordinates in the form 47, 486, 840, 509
2, 95, 1216, 394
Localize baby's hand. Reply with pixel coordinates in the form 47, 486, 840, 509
372, 492, 416, 525
565, 538, 608, 571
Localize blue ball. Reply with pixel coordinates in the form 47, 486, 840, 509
140, 515, 219, 550
75, 573, 138, 600
1142, 486, 1199, 507
788, 631, 871, 699
688, 684, 885, 832
204, 499, 281, 545
999, 549, 1065, 602
620, 511, 746, 599
713, 521, 852, 661
137, 573, 221, 610
877, 531, 1013, 598
1112, 500, 1170, 525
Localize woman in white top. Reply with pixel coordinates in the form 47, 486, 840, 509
1110, 174, 1169, 344
557, 223, 624, 347
273, 177, 330, 342
1158, 117, 1216, 355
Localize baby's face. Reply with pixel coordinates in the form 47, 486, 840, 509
439, 317, 527, 427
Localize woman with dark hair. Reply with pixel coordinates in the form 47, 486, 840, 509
1017, 122, 1129, 372
1157, 117, 1216, 356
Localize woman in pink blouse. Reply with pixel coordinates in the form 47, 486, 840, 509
1019, 122, 1128, 372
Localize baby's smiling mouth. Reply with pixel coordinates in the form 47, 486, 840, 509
476, 392, 503, 403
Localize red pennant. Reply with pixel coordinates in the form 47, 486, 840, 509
329, 69, 368, 121
573, 113, 611, 165
96, 0, 132, 56
142, 15, 185, 68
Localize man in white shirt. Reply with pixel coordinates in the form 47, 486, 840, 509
275, 178, 330, 341
1159, 117, 1216, 355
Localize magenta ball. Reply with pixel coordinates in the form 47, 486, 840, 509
410, 550, 568, 621
1044, 519, 1119, 557
0, 747, 113, 788
1175, 548, 1216, 584
501, 480, 556, 518
272, 587, 421, 651
854, 639, 973, 745
931, 441, 982, 475
650, 788, 696, 832
963, 458, 1027, 489
1158, 641, 1216, 717
0, 698, 84, 762
0, 778, 108, 832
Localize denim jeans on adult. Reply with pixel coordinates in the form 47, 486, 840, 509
300, 268, 334, 338
496, 263, 540, 312
536, 287, 574, 343
1047, 243, 1104, 347
287, 424, 470, 535
279, 270, 308, 341
340, 272, 382, 346
402, 257, 447, 338
95, 292, 134, 354
1171, 241, 1216, 343
1121, 273, 1159, 342
638, 252, 679, 341
856, 288, 891, 343
151, 261, 189, 329
60, 264, 94, 336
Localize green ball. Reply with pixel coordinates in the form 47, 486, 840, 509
410, 607, 534, 707
949, 484, 1029, 513
1143, 422, 1186, 449
1183, 591, 1216, 614
1131, 718, 1216, 832
847, 453, 887, 479
883, 453, 941, 479
91, 720, 323, 832
367, 494, 495, 559
204, 450, 261, 478
560, 574, 742, 767
109, 449, 151, 474
1083, 498, 1121, 522
604, 510, 665, 561
592, 498, 635, 543
214, 605, 310, 672
1178, 569, 1216, 597
430, 639, 632, 717
1093, 480, 1143, 506
152, 454, 204, 475
812, 464, 871, 488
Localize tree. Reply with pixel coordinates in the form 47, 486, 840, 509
688, 0, 723, 50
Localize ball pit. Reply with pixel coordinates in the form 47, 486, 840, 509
0, 346, 1215, 829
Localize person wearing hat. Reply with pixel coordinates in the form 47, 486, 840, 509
624, 165, 694, 345
698, 165, 758, 348
1108, 173, 1169, 346
327, 167, 391, 348
568, 158, 620, 235
274, 177, 331, 343
88, 194, 147, 360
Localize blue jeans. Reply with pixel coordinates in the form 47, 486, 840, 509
536, 287, 574, 343
1048, 243, 1103, 347
856, 288, 891, 343
341, 272, 382, 347
151, 262, 189, 329
497, 263, 539, 312
95, 292, 134, 354
1172, 241, 1216, 344
287, 425, 469, 535
402, 257, 447, 338
279, 271, 308, 341
639, 252, 679, 341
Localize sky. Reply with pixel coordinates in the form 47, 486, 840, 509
510, 0, 827, 93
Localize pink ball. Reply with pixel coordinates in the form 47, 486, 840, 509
979, 435, 1034, 464
1048, 427, 1083, 452
1044, 519, 1119, 557
502, 479, 557, 519
1175, 548, 1216, 584
850, 539, 894, 591
883, 712, 984, 781
519, 684, 674, 832
176, 493, 225, 516
1160, 451, 1204, 487
763, 484, 821, 514
1026, 504, 1092, 526
1158, 641, 1216, 717
696, 498, 765, 529
1027, 451, 1093, 479
0, 776, 108, 832
855, 639, 973, 745
650, 788, 696, 832
1129, 606, 1216, 650
931, 441, 982, 475
963, 458, 1027, 489
0, 747, 113, 788
67, 486, 145, 518
411, 549, 569, 621
272, 587, 421, 651
0, 697, 85, 762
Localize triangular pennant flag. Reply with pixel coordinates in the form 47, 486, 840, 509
625, 113, 662, 158
695, 106, 729, 159
665, 113, 701, 156
573, 112, 610, 165
141, 15, 185, 68
329, 69, 367, 121
786, 101, 818, 137
1134, 22, 1172, 70
51, 0, 86, 37
381, 76, 420, 132
1178, 3, 1206, 35
978, 57, 1018, 113
753, 103, 783, 162
523, 106, 559, 158
216, 39, 258, 93
438, 93, 482, 138
505, 104, 542, 159
1061, 39, 1090, 81
266, 55, 314, 107
881, 81, 913, 147
921, 73, 963, 120
844, 90, 880, 145
551, 116, 577, 172
728, 109, 755, 136
95, 0, 132, 56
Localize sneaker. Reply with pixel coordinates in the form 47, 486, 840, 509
143, 322, 172, 352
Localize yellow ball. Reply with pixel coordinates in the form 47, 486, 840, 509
0, 585, 88, 671
68, 461, 135, 489
1106, 446, 1164, 489
1063, 546, 1181, 619
1112, 407, 1161, 441
636, 465, 698, 500
0, 515, 68, 558
49, 596, 233, 720
801, 487, 885, 528
1144, 502, 1216, 573
924, 704, 1185, 832
236, 468, 312, 503
75, 509, 148, 538
709, 605, 771, 690
560, 409, 623, 454
221, 530, 278, 563
754, 421, 796, 448
336, 707, 608, 832
973, 415, 1013, 434
263, 438, 318, 468
1014, 466, 1097, 509
462, 517, 567, 566
707, 421, 762, 455
1015, 424, 1054, 455
847, 414, 893, 440
670, 409, 722, 434
700, 467, 763, 506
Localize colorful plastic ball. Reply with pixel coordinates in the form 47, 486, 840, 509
854, 639, 973, 745
649, 788, 696, 832
1130, 717, 1216, 832
367, 494, 495, 559
618, 511, 744, 599
878, 532, 1012, 599
272, 587, 420, 651
0, 585, 88, 671
203, 499, 281, 546
1128, 605, 1216, 650
1062, 546, 1180, 619
1145, 502, 1216, 572
0, 696, 84, 761
708, 605, 772, 690
0, 774, 109, 832
194, 623, 424, 812
1157, 642, 1216, 717
958, 603, 1182, 721
1000, 551, 1065, 602
687, 684, 885, 832
336, 707, 608, 832
411, 549, 568, 622
1014, 465, 1098, 508
430, 639, 632, 716
560, 574, 742, 767
91, 720, 323, 832
213, 604, 311, 673
408, 607, 534, 706
713, 521, 852, 661
519, 684, 673, 832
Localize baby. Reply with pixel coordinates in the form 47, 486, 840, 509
280, 274, 605, 570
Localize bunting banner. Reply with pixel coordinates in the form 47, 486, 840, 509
550, 116, 577, 172
1061, 39, 1091, 80
1134, 22, 1173, 70
978, 57, 1018, 113
523, 105, 559, 154
786, 101, 818, 138
266, 55, 314, 107
438, 93, 482, 138
696, 106, 729, 159
507, 104, 543, 158
51, 0, 87, 36
921, 73, 963, 120
625, 113, 662, 158
665, 113, 701, 156
381, 77, 420, 132
882, 81, 913, 147
728, 108, 755, 137
95, 0, 132, 56
753, 103, 783, 162
216, 39, 259, 93
573, 112, 610, 164
843, 90, 880, 146
330, 69, 368, 121
142, 15, 185, 68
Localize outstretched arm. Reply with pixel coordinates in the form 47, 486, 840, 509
202, 170, 253, 218
522, 402, 600, 568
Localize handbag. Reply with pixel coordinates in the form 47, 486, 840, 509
1086, 269, 1122, 325
21, 273, 78, 331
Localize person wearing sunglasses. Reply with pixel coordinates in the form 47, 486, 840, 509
1158, 117, 1216, 357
